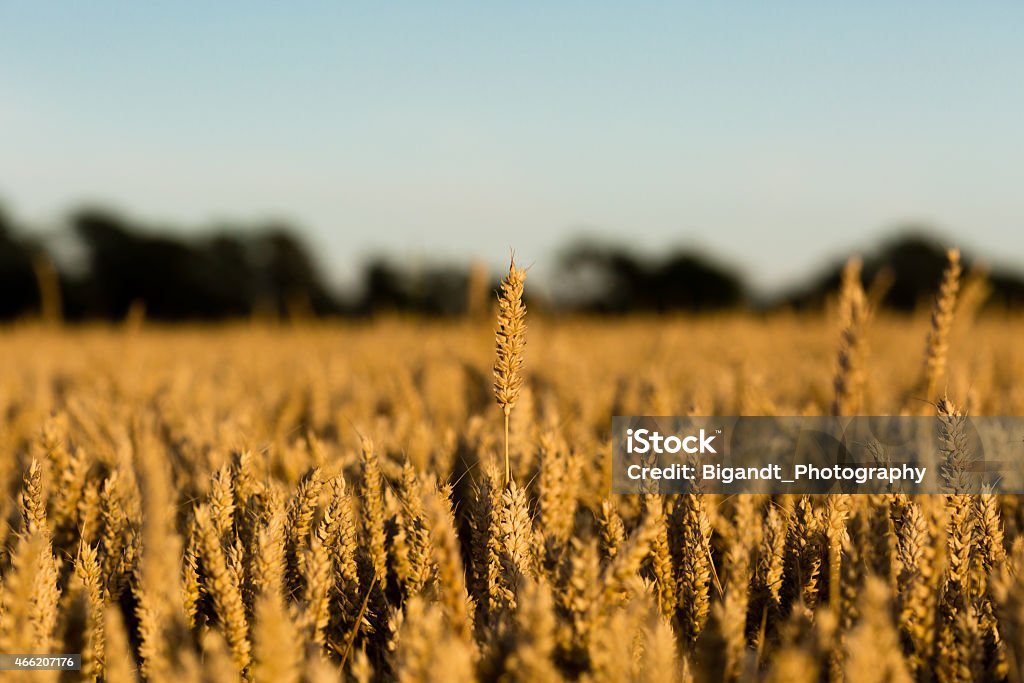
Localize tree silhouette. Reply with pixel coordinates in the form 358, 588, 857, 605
0, 208, 39, 319
555, 240, 745, 313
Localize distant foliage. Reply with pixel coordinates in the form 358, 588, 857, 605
554, 240, 746, 313
4, 205, 1024, 321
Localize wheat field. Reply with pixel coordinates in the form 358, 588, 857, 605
2, 256, 1024, 682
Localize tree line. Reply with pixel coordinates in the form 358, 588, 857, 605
2, 206, 1023, 322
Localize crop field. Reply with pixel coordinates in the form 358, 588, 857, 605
2, 255, 1024, 682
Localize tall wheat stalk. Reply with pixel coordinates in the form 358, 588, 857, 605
831, 256, 869, 416
922, 248, 962, 407
493, 257, 527, 487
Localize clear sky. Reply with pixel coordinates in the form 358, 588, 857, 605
2, 2, 1022, 291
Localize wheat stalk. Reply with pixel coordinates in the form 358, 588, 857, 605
843, 576, 913, 683
253, 590, 301, 683
644, 496, 677, 621
423, 485, 475, 644
922, 248, 962, 407
396, 596, 475, 683
831, 257, 869, 416
194, 504, 251, 673
493, 256, 527, 487
75, 542, 106, 681
597, 499, 626, 563
892, 495, 938, 674
673, 490, 713, 646
359, 438, 389, 583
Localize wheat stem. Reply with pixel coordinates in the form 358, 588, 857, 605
493, 256, 527, 487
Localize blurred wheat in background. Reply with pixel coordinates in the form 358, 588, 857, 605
3, 251, 1024, 682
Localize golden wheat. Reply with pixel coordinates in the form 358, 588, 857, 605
0, 247, 1021, 680
493, 257, 527, 487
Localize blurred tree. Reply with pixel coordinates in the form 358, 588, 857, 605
71, 209, 339, 320
555, 239, 745, 313
777, 231, 1024, 312
357, 258, 471, 316
3, 209, 1024, 321
255, 228, 339, 318
0, 208, 39, 319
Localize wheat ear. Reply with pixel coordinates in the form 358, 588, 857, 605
831, 256, 869, 416
493, 256, 527, 487
923, 248, 962, 406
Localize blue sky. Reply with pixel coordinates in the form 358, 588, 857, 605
2, 2, 1022, 291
